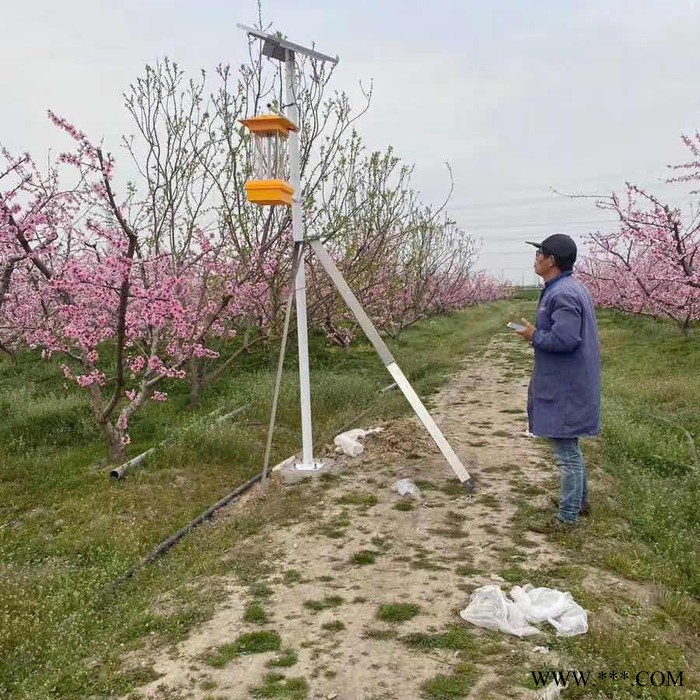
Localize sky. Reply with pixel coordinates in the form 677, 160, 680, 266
3, 0, 700, 284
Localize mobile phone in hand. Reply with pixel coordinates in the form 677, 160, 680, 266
507, 322, 526, 332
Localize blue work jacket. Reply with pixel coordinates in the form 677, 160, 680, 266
527, 272, 602, 438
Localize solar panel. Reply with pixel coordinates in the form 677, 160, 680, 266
237, 24, 339, 65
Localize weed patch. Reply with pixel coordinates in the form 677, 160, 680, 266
376, 603, 421, 623
400, 626, 477, 653
250, 673, 309, 699
336, 492, 378, 507
267, 649, 299, 668
203, 631, 281, 667
351, 550, 379, 566
303, 596, 344, 612
421, 662, 477, 699
244, 602, 268, 624
321, 620, 346, 632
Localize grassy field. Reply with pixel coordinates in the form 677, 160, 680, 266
0, 300, 698, 698
519, 310, 700, 698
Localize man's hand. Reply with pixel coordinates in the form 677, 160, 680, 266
516, 317, 536, 342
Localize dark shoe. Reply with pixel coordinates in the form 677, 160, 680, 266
549, 495, 591, 517
530, 515, 578, 534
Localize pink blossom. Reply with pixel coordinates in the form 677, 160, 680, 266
75, 370, 106, 387
117, 413, 129, 431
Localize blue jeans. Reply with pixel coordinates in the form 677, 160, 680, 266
551, 438, 589, 523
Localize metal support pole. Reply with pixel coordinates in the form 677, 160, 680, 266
236, 27, 473, 487
285, 51, 317, 469
310, 240, 473, 486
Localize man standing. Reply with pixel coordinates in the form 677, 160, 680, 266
515, 234, 601, 532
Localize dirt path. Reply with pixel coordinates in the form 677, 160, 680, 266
121, 333, 638, 700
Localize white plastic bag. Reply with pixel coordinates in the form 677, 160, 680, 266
510, 584, 588, 636
333, 427, 383, 456
461, 584, 588, 638
548, 601, 588, 637
393, 478, 422, 499
460, 585, 540, 637
509, 585, 573, 622
334, 432, 364, 456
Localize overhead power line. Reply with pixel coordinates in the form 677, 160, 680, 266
465, 219, 619, 229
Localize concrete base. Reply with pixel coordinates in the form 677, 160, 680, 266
280, 458, 338, 486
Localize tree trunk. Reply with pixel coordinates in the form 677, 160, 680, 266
189, 357, 205, 408
109, 433, 127, 464
0, 342, 17, 365
99, 420, 127, 463
190, 375, 204, 408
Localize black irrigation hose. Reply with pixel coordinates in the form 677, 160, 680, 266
108, 350, 482, 591
111, 472, 263, 588
108, 379, 402, 589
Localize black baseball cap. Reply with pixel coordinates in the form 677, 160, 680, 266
526, 234, 577, 267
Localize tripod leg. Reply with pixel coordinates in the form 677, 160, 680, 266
262, 242, 305, 482
309, 240, 474, 488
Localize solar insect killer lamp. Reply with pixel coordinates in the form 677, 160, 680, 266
235, 22, 474, 489
241, 114, 298, 206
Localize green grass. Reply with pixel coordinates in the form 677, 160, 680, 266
421, 662, 478, 699
351, 550, 379, 566
499, 564, 528, 583
586, 311, 700, 604
336, 491, 379, 507
283, 569, 303, 585
511, 286, 541, 301
0, 302, 516, 697
396, 625, 480, 698
501, 309, 700, 697
250, 673, 309, 699
267, 649, 299, 668
414, 479, 439, 491
541, 621, 689, 699
400, 626, 477, 652
244, 602, 269, 624
440, 479, 468, 496
393, 500, 415, 511
362, 628, 398, 640
477, 493, 500, 508
303, 595, 344, 612
376, 603, 421, 623
2, 300, 698, 698
321, 620, 346, 632
203, 631, 282, 667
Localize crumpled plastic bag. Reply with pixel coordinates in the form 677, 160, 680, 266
460, 585, 540, 637
393, 478, 422, 499
509, 585, 574, 622
460, 584, 588, 637
333, 427, 384, 457
547, 601, 588, 637
510, 584, 588, 636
